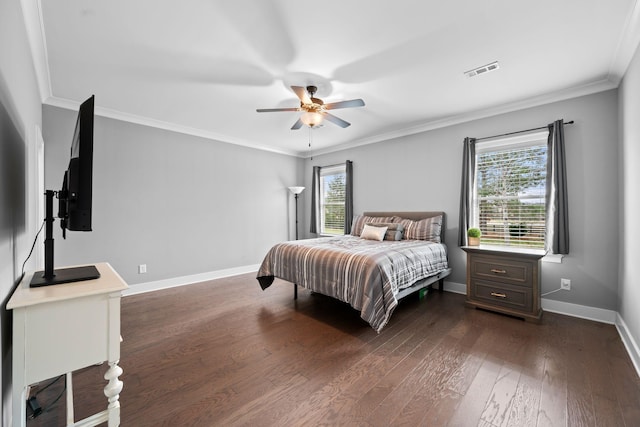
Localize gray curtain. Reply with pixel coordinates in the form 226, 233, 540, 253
344, 160, 353, 234
310, 166, 321, 234
458, 137, 476, 246
545, 119, 570, 254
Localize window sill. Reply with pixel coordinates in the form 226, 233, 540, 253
462, 244, 564, 264
541, 253, 564, 264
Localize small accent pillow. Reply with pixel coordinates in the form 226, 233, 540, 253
395, 215, 442, 242
360, 224, 388, 241
366, 222, 404, 241
351, 215, 395, 236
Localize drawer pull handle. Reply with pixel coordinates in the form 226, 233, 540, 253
490, 292, 507, 298
491, 269, 507, 274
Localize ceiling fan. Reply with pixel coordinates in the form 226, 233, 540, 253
257, 85, 365, 130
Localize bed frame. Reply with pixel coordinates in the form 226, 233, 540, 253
293, 211, 452, 299
365, 211, 451, 299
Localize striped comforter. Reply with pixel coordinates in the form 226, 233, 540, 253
256, 235, 449, 332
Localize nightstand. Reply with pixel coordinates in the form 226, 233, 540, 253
462, 246, 545, 322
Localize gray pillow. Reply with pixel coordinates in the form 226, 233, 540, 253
366, 222, 404, 241
394, 215, 442, 242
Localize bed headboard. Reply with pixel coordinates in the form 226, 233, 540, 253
363, 211, 447, 244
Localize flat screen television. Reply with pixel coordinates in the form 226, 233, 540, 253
30, 95, 100, 287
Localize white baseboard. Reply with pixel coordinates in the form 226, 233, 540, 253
122, 264, 260, 296
615, 314, 640, 379
124, 274, 640, 378
443, 280, 467, 295
541, 298, 617, 324
444, 282, 640, 376
445, 280, 618, 324
447, 280, 639, 376
137, 273, 614, 325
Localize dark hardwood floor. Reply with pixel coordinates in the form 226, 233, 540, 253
27, 273, 640, 426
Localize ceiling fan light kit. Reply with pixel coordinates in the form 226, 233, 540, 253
257, 85, 365, 130
300, 111, 324, 127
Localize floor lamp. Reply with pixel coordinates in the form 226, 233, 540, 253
288, 186, 304, 299
288, 186, 305, 240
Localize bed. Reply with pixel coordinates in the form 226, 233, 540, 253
256, 211, 451, 332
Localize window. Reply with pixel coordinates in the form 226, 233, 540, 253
474, 131, 548, 248
320, 164, 346, 235
311, 161, 353, 236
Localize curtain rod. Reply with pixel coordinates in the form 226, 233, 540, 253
475, 120, 574, 142
318, 160, 351, 169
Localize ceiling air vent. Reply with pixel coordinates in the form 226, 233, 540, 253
464, 61, 500, 78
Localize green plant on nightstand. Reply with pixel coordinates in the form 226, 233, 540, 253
467, 227, 481, 246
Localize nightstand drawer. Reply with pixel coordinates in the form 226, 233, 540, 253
472, 280, 533, 312
470, 255, 533, 287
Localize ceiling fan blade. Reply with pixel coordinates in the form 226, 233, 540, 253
324, 99, 365, 110
291, 118, 304, 130
291, 86, 312, 104
256, 107, 300, 112
323, 112, 351, 128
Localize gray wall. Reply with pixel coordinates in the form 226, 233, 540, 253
0, 0, 43, 424
303, 90, 620, 311
619, 44, 640, 348
43, 106, 304, 286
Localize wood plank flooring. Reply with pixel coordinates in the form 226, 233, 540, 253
27, 273, 640, 426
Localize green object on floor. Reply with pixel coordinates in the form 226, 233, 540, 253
419, 288, 428, 300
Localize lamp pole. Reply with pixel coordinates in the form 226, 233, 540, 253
294, 193, 300, 240
288, 186, 305, 300
287, 186, 305, 241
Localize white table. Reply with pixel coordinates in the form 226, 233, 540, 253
8, 262, 128, 427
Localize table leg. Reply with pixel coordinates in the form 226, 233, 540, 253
66, 372, 74, 424
103, 361, 123, 427
12, 383, 27, 427
12, 308, 27, 427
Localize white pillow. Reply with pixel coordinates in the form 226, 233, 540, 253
360, 224, 388, 241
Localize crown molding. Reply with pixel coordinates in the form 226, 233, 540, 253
20, 0, 51, 102
44, 75, 616, 160
608, 0, 640, 84
27, 0, 640, 159
44, 96, 302, 158
306, 78, 618, 158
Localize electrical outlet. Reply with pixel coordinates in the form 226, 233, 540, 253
138, 264, 147, 274
561, 278, 571, 290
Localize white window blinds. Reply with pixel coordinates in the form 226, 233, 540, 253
320, 165, 346, 235
475, 132, 547, 248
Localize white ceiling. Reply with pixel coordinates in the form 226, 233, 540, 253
26, 0, 640, 157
